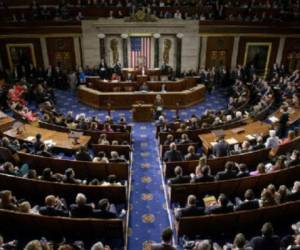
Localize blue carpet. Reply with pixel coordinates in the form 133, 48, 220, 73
47, 88, 229, 249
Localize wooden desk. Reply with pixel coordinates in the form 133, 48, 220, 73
199, 121, 271, 154
3, 124, 91, 152
268, 107, 300, 126
0, 113, 15, 133
78, 85, 206, 109
132, 104, 154, 122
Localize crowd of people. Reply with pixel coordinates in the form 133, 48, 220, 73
1, 0, 299, 23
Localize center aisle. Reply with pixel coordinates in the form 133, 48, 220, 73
128, 122, 171, 249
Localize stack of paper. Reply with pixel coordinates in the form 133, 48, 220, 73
44, 140, 56, 146
246, 134, 255, 140
25, 136, 35, 142
269, 116, 279, 123
226, 138, 238, 145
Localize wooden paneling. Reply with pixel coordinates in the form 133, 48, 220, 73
237, 36, 280, 72
0, 37, 43, 70
46, 37, 76, 70
206, 36, 234, 69
282, 37, 300, 72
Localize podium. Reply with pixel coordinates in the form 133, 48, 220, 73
132, 104, 154, 122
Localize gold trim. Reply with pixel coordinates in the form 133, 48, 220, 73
6, 43, 37, 70
129, 33, 153, 37
243, 42, 272, 79
199, 33, 300, 38
0, 34, 81, 39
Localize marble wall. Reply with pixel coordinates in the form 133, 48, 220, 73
81, 19, 200, 70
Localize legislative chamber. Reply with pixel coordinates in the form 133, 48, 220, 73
0, 1, 300, 250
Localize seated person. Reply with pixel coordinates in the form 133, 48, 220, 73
39, 168, 60, 182
98, 134, 110, 145
286, 150, 300, 167
286, 181, 300, 202
250, 163, 266, 176
163, 134, 175, 146
212, 135, 229, 157
92, 151, 109, 163
151, 228, 176, 250
62, 168, 81, 184
0, 190, 18, 210
259, 189, 277, 207
38, 195, 68, 217
207, 193, 234, 214
247, 222, 280, 250
0, 162, 18, 176
36, 144, 53, 158
235, 189, 259, 211
177, 133, 191, 144
109, 151, 126, 163
184, 145, 201, 161
0, 137, 20, 154
282, 130, 296, 144
70, 193, 94, 218
175, 195, 205, 220
101, 123, 113, 133
101, 174, 122, 186
215, 161, 237, 181
139, 82, 149, 92
190, 165, 214, 183
93, 198, 118, 219
163, 143, 183, 162
236, 163, 250, 178
251, 136, 265, 150
269, 155, 286, 172
75, 146, 92, 161
265, 130, 281, 149
168, 166, 190, 184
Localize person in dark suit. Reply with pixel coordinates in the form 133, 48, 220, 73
276, 105, 289, 139
251, 136, 265, 151
286, 150, 300, 167
286, 181, 300, 202
168, 166, 190, 184
247, 222, 280, 250
236, 163, 250, 178
163, 143, 183, 162
109, 151, 127, 163
98, 59, 108, 79
235, 189, 259, 211
39, 195, 68, 217
70, 193, 94, 218
215, 161, 237, 181
184, 145, 201, 161
32, 133, 44, 153
75, 146, 92, 161
151, 227, 176, 250
93, 198, 117, 219
212, 135, 229, 157
207, 193, 234, 214
191, 165, 214, 183
175, 195, 205, 220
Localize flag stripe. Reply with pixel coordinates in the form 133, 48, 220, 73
130, 37, 151, 68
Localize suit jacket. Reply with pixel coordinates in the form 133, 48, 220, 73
215, 170, 237, 181
70, 204, 94, 218
248, 235, 280, 250
169, 175, 190, 184
163, 149, 183, 162
212, 141, 229, 157
286, 192, 300, 202
193, 174, 215, 183
235, 200, 259, 211
93, 209, 117, 219
75, 152, 92, 162
184, 153, 201, 161
151, 243, 176, 250
208, 204, 234, 214
176, 206, 205, 219
39, 206, 69, 217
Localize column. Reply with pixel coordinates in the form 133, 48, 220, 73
121, 34, 129, 68
200, 36, 207, 69
231, 36, 240, 71
97, 33, 106, 61
276, 36, 286, 65
40, 37, 49, 68
73, 36, 82, 67
153, 33, 160, 68
176, 33, 184, 76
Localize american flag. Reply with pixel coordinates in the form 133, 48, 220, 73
130, 37, 151, 68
